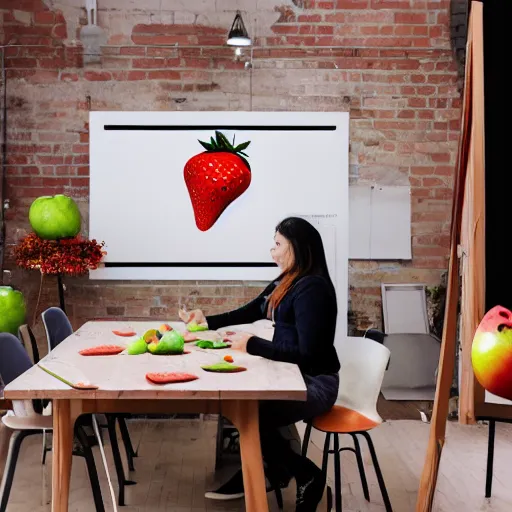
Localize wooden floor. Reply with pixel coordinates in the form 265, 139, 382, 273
377, 396, 434, 421
3, 416, 511, 512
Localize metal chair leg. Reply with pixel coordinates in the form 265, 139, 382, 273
92, 415, 118, 512
322, 432, 331, 478
106, 415, 136, 506
41, 430, 49, 465
333, 434, 342, 512
215, 415, 224, 470
485, 419, 496, 498
350, 433, 370, 501
0, 430, 41, 512
117, 416, 136, 471
75, 425, 105, 512
326, 485, 333, 511
359, 431, 392, 512
268, 469, 284, 511
302, 421, 313, 457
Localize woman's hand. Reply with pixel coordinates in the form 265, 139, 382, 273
222, 331, 253, 352
179, 308, 207, 326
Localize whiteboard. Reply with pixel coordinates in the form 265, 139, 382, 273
349, 185, 411, 260
89, 111, 349, 340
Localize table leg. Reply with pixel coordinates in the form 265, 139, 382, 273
52, 400, 81, 512
223, 400, 268, 512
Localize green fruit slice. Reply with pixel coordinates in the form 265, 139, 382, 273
187, 322, 208, 332
201, 361, 247, 373
195, 340, 230, 349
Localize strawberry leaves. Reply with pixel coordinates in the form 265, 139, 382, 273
234, 141, 250, 152
197, 131, 251, 171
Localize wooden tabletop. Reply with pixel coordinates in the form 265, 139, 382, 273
4, 321, 307, 402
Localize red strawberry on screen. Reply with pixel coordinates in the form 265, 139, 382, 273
184, 131, 251, 231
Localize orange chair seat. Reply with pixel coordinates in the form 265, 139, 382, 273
312, 405, 380, 433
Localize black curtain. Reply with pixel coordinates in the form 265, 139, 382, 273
484, 0, 511, 311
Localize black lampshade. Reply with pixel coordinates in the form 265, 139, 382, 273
227, 11, 251, 46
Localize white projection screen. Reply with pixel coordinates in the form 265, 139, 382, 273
89, 111, 349, 335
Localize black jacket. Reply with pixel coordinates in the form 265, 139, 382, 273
206, 274, 341, 377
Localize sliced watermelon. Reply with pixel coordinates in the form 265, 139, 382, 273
112, 330, 137, 337
146, 372, 199, 384
79, 345, 125, 356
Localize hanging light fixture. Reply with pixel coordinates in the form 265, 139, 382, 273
227, 10, 252, 47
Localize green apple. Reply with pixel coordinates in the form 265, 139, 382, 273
29, 194, 81, 240
148, 330, 185, 355
127, 337, 148, 355
0, 286, 26, 335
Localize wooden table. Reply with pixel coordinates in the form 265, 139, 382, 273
3, 321, 307, 512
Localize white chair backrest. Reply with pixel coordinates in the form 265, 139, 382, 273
336, 336, 391, 424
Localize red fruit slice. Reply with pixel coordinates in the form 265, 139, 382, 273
145, 372, 199, 384
112, 330, 137, 337
79, 345, 125, 356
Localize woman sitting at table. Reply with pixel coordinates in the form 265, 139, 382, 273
179, 216, 340, 512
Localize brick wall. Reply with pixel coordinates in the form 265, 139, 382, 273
450, 0, 468, 85
1, 0, 461, 350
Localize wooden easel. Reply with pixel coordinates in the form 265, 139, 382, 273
415, 2, 485, 510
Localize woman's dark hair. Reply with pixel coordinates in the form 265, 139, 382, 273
268, 216, 335, 311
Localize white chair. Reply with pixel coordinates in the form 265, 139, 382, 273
302, 335, 393, 512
